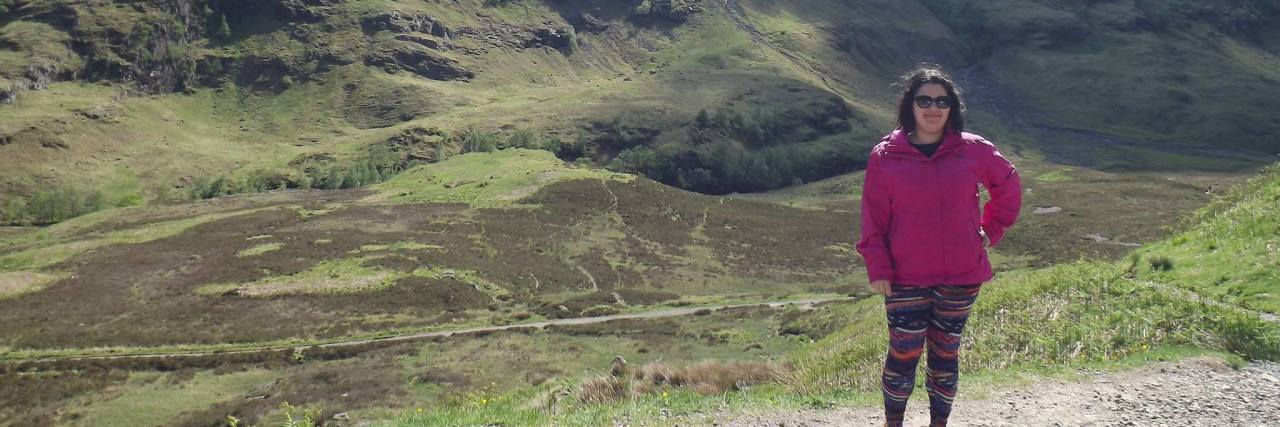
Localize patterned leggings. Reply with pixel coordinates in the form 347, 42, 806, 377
882, 284, 981, 427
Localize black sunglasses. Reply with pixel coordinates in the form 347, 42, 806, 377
914, 95, 954, 109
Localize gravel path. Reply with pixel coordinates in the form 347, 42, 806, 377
720, 358, 1280, 426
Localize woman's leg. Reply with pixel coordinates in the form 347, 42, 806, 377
924, 284, 981, 426
883, 285, 933, 426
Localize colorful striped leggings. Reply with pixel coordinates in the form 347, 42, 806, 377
883, 284, 981, 427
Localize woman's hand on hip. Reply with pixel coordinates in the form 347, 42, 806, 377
871, 280, 891, 296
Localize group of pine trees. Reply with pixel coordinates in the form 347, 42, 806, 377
189, 150, 405, 200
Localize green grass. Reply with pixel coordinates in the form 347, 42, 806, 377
1034, 169, 1075, 183
375, 149, 633, 208
69, 370, 280, 427
378, 260, 1278, 426
389, 347, 1247, 427
236, 257, 397, 297
1130, 164, 1280, 313
788, 261, 1279, 394
0, 205, 283, 272
987, 19, 1280, 153
0, 270, 67, 299
0, 21, 82, 76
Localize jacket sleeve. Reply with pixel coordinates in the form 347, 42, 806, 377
856, 152, 894, 282
978, 142, 1022, 247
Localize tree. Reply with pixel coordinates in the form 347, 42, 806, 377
1, 196, 27, 225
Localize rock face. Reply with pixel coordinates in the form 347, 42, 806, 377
571, 13, 612, 33
276, 0, 344, 22
364, 42, 474, 81
629, 0, 703, 23
381, 127, 450, 164
528, 26, 574, 50
361, 11, 452, 38
454, 22, 576, 52
395, 34, 451, 51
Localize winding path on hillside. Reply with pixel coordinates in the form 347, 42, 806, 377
717, 0, 847, 99
0, 297, 846, 369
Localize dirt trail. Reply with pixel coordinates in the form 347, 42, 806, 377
721, 357, 1280, 426
1, 297, 844, 368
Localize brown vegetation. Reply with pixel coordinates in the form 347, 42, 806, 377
577, 357, 791, 403
0, 178, 856, 350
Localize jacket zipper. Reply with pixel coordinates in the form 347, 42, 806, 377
928, 152, 949, 283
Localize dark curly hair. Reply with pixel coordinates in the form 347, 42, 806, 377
896, 64, 966, 133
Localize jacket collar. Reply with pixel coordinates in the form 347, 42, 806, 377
884, 127, 964, 157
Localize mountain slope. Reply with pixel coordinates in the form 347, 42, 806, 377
2, 0, 1277, 218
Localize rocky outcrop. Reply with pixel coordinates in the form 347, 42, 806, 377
364, 42, 473, 80
570, 13, 612, 33
381, 126, 450, 163
394, 33, 451, 51
276, 0, 343, 22
454, 22, 576, 51
629, 0, 703, 23
528, 26, 574, 50
361, 11, 452, 38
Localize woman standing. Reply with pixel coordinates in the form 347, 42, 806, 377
856, 65, 1022, 427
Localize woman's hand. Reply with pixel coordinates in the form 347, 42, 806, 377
871, 280, 892, 296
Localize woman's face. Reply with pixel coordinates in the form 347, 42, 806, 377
912, 83, 951, 135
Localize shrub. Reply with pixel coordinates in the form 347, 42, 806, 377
462, 129, 499, 153
1, 188, 107, 225
1148, 256, 1174, 271
506, 129, 540, 149
1, 196, 28, 225
189, 176, 226, 200
695, 109, 711, 128
577, 359, 788, 404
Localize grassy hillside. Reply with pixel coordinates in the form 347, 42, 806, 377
0, 148, 860, 352
1130, 164, 1280, 314
2, 0, 1277, 226
399, 164, 1280, 425
1, 1, 1279, 424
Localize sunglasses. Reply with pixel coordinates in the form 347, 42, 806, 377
914, 95, 954, 109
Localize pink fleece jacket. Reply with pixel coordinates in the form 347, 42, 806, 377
856, 128, 1022, 286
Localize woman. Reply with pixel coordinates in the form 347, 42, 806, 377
856, 65, 1022, 427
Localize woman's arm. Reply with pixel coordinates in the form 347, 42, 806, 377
978, 141, 1022, 247
856, 152, 895, 283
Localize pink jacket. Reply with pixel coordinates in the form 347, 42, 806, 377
856, 129, 1022, 286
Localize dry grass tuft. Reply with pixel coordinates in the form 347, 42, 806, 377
576, 357, 789, 404
576, 376, 630, 404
